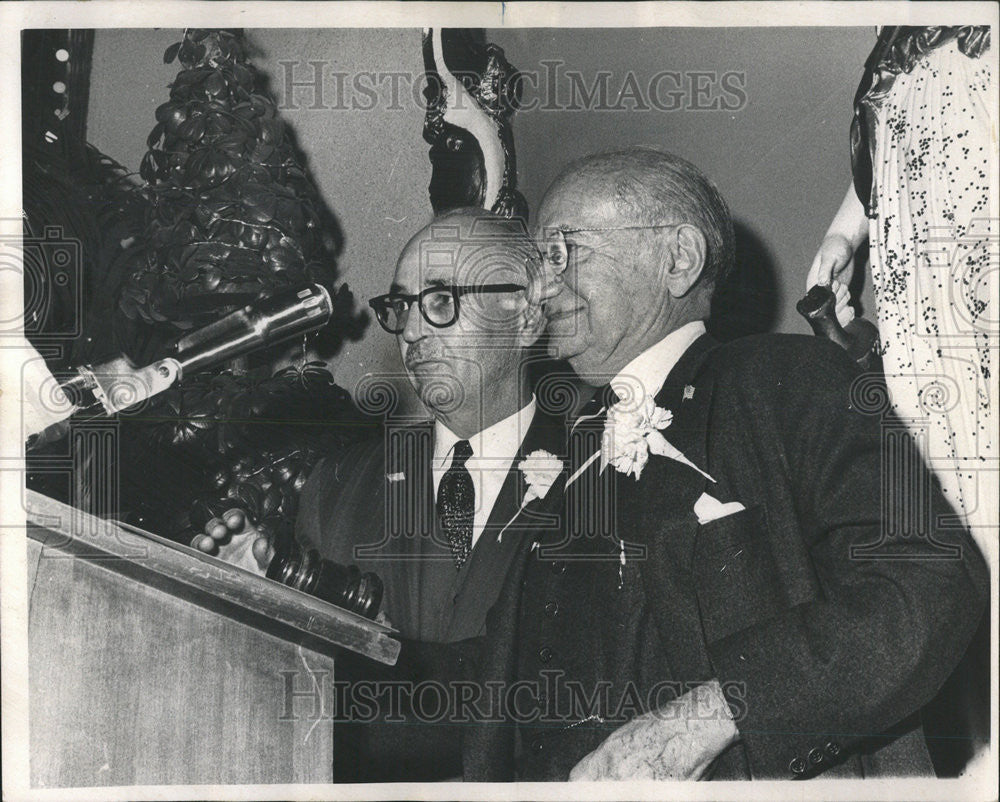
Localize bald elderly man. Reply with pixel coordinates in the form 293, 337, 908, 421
459, 148, 989, 782
195, 208, 567, 780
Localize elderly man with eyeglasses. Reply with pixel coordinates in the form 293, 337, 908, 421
193, 207, 567, 781
457, 148, 988, 782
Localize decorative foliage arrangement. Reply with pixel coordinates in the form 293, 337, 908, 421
125, 359, 376, 544
101, 29, 371, 545
22, 136, 148, 368
20, 28, 371, 545
119, 29, 345, 342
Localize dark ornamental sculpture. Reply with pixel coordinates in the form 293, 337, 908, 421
25, 29, 374, 578
112, 30, 372, 552
422, 28, 528, 219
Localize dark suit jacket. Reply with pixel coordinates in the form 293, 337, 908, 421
462, 333, 989, 781
294, 406, 568, 780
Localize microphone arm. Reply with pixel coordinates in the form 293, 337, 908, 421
58, 284, 332, 419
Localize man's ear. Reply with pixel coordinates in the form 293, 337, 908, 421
664, 224, 707, 298
518, 299, 547, 348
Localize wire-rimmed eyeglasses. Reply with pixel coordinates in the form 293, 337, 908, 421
539, 222, 685, 275
368, 283, 526, 334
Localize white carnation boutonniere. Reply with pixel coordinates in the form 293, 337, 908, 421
602, 396, 715, 483
519, 449, 562, 504
497, 449, 562, 543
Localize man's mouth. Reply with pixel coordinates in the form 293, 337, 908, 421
405, 355, 447, 372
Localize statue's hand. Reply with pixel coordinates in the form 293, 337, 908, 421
830, 279, 856, 329
191, 508, 273, 576
808, 233, 856, 292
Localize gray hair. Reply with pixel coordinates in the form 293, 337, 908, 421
554, 147, 735, 287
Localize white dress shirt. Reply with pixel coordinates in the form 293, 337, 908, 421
432, 397, 537, 550
567, 321, 707, 486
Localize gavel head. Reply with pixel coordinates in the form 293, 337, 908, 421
266, 538, 383, 620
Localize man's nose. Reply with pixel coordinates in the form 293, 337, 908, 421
529, 258, 565, 308
539, 275, 574, 314
400, 304, 424, 343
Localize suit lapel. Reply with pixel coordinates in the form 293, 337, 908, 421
481, 456, 527, 541
644, 332, 718, 519
388, 422, 439, 639
459, 413, 572, 778
620, 333, 721, 682
483, 407, 566, 539
615, 333, 719, 529
443, 408, 567, 641
462, 505, 541, 781
465, 336, 724, 778
380, 421, 436, 556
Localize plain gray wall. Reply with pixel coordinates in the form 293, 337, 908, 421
88, 27, 875, 413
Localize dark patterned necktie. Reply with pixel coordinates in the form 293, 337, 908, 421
437, 439, 475, 568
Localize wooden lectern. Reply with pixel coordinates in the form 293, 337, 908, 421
24, 489, 399, 787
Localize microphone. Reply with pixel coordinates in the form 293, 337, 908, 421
31, 284, 386, 621
40, 284, 332, 433
169, 284, 332, 376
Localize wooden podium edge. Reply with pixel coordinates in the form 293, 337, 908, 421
25, 489, 401, 666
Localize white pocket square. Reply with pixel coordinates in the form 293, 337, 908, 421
694, 492, 746, 525
386, 472, 406, 483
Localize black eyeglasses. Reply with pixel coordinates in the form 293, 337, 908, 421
539, 223, 685, 275
368, 283, 526, 334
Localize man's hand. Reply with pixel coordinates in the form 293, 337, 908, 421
568, 680, 739, 781
190, 508, 273, 576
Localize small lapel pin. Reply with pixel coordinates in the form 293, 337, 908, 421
683, 384, 695, 401
386, 472, 405, 483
